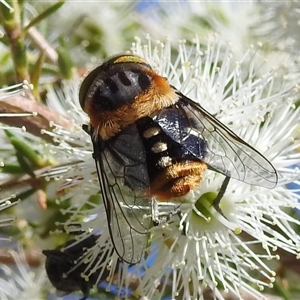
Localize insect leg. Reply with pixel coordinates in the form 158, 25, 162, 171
82, 124, 98, 160
152, 199, 182, 226
82, 124, 90, 134
152, 198, 160, 226
165, 205, 182, 223
212, 176, 230, 216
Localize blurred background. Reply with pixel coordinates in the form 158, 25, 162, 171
0, 1, 299, 299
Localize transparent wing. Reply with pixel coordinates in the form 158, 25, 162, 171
92, 124, 152, 264
153, 91, 278, 188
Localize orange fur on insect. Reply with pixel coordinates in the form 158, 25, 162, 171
150, 161, 208, 200
84, 71, 178, 140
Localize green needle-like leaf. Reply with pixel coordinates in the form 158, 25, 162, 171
22, 1, 65, 34
5, 129, 44, 167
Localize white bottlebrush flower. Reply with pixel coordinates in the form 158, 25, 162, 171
136, 1, 258, 55
0, 245, 47, 300
130, 37, 300, 299
1, 35, 300, 299
35, 36, 300, 300
136, 1, 299, 75
0, 82, 119, 299
253, 0, 300, 56
0, 82, 36, 228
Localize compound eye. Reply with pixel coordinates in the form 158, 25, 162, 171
79, 65, 103, 112
79, 56, 153, 114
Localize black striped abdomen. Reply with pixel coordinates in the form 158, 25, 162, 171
136, 116, 207, 199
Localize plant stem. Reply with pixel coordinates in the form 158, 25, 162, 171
0, 0, 30, 82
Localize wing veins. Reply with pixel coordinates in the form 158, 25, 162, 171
92, 133, 151, 264
157, 90, 278, 188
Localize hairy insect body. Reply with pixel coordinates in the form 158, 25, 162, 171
82, 57, 207, 200
79, 54, 278, 264
82, 59, 177, 141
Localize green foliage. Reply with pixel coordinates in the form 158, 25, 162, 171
0, 0, 139, 89
0, 0, 99, 90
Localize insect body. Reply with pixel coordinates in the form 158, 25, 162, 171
79, 54, 278, 264
43, 235, 103, 300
